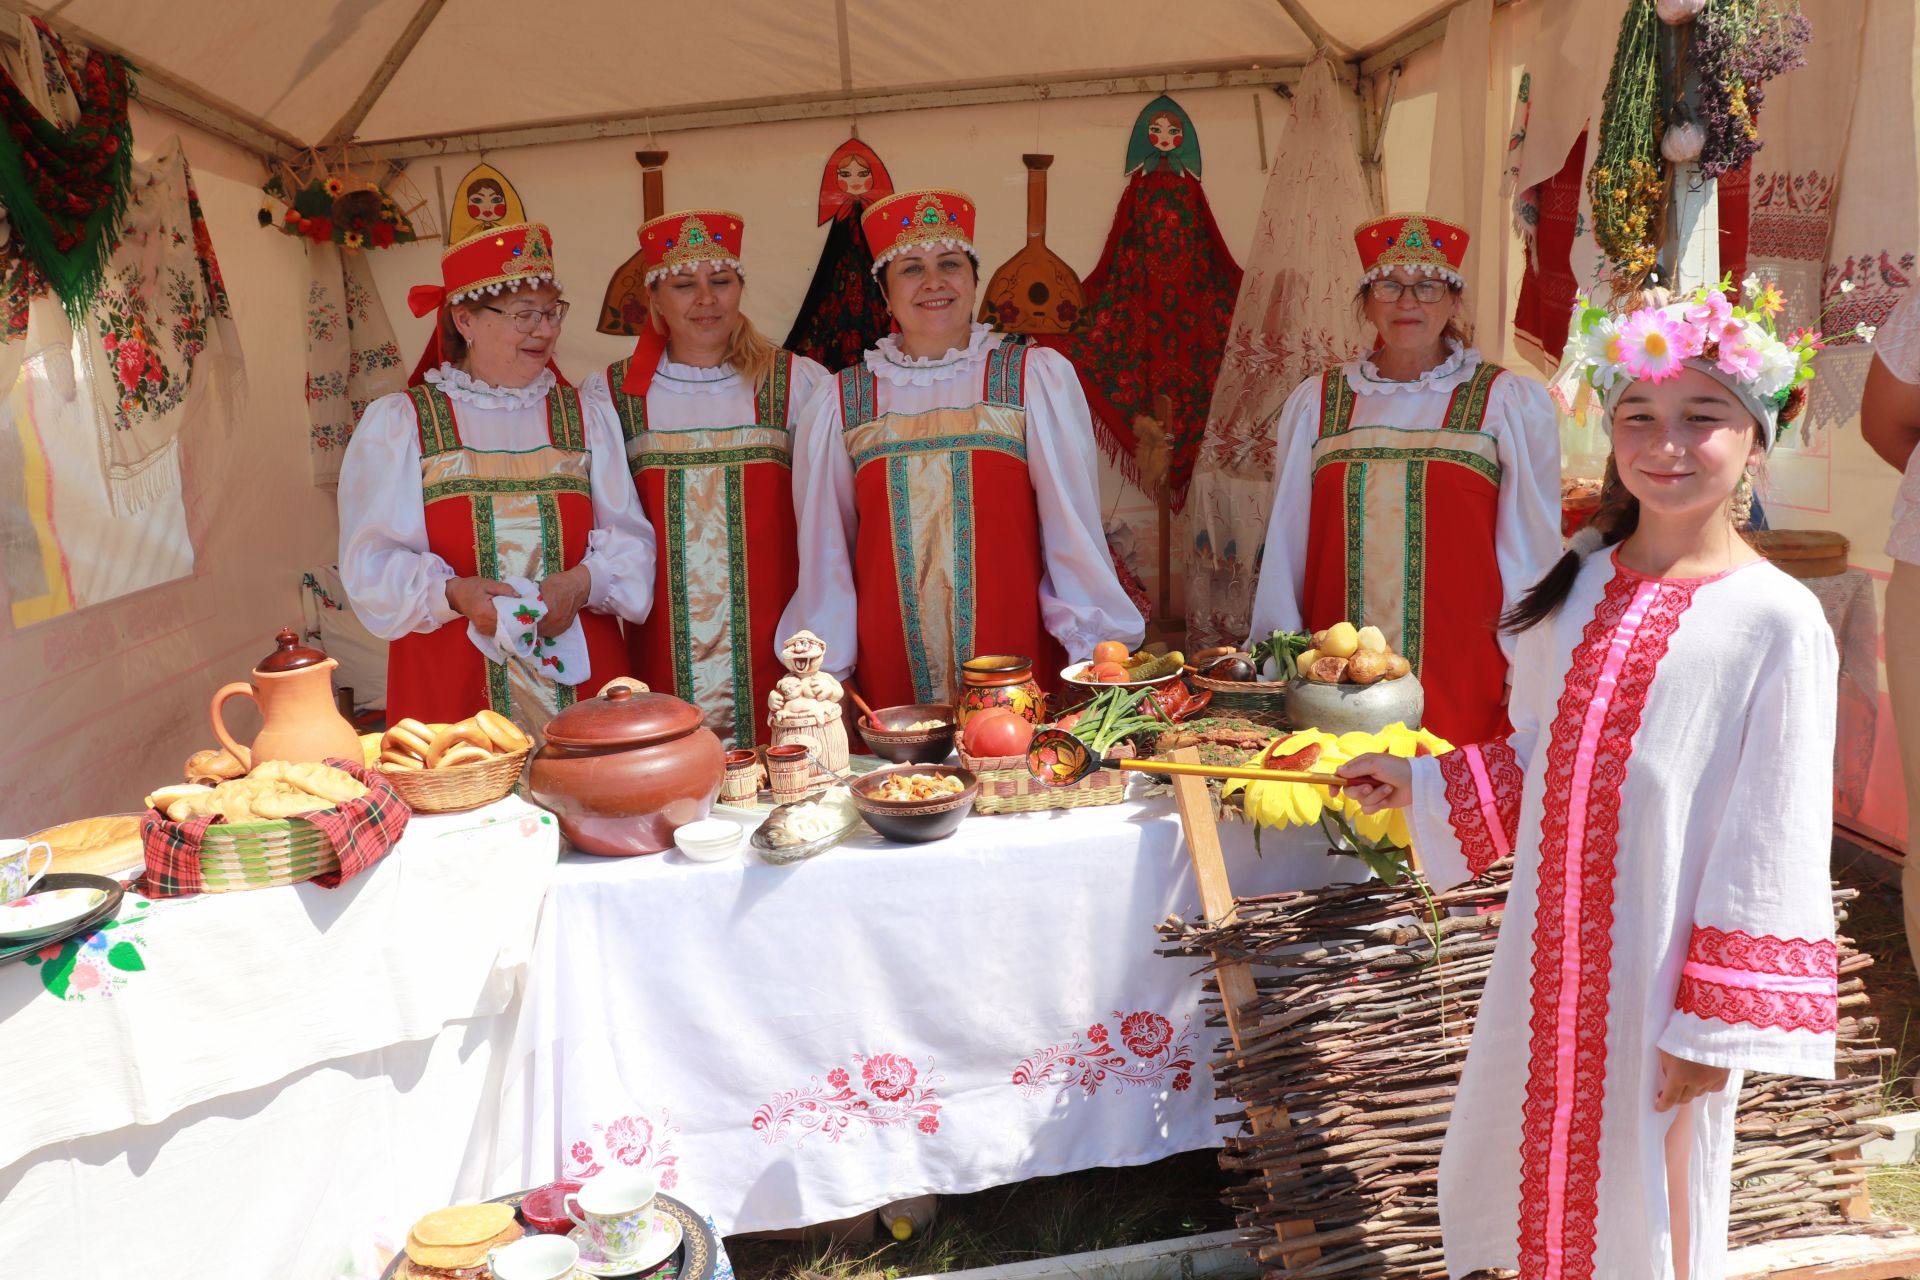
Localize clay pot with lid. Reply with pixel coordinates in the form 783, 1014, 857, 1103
528, 679, 725, 855
211, 628, 363, 770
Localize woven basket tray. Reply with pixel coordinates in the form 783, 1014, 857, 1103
379, 748, 531, 813
958, 742, 1130, 813
1181, 668, 1292, 729
197, 821, 341, 892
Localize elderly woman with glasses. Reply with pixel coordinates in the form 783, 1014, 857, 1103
1246, 213, 1561, 745
339, 220, 653, 740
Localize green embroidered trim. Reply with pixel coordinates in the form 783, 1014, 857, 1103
536, 494, 576, 711
472, 501, 511, 717
952, 458, 975, 668
1343, 464, 1367, 626
1314, 445, 1501, 487
409, 385, 460, 456
1403, 461, 1427, 675
724, 466, 755, 748
1442, 363, 1503, 432
757, 350, 793, 428
984, 335, 1032, 406
887, 456, 934, 703
547, 386, 585, 450
839, 365, 878, 432
632, 446, 792, 471
665, 470, 694, 704
1318, 369, 1356, 440
422, 474, 592, 504
852, 433, 1027, 470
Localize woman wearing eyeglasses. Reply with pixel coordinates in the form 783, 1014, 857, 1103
338, 220, 653, 740
1246, 213, 1560, 745
582, 209, 829, 749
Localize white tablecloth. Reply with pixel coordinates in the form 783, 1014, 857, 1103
0, 797, 560, 1279
486, 783, 1352, 1235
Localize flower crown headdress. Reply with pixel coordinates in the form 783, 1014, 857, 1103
1560, 275, 1869, 447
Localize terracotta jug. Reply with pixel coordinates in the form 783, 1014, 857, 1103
211, 629, 364, 770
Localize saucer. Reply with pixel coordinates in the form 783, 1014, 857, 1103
0, 887, 107, 942
569, 1209, 682, 1277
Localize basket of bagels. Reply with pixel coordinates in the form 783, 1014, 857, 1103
369, 709, 533, 813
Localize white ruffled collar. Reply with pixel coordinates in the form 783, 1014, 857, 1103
864, 322, 996, 386
652, 356, 740, 396
1344, 341, 1480, 395
426, 363, 557, 410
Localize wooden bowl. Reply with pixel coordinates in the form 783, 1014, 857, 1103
858, 703, 957, 764
848, 766, 979, 843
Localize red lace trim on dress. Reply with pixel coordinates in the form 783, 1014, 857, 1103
1685, 925, 1836, 977
1439, 742, 1524, 876
1673, 977, 1838, 1035
1443, 744, 1520, 875
1675, 925, 1839, 1034
1517, 573, 1701, 1280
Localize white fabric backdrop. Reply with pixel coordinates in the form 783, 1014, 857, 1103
486, 785, 1358, 1234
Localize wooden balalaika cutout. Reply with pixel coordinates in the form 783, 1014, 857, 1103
979, 155, 1084, 335
597, 150, 669, 335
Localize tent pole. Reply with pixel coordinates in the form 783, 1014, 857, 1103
358, 62, 1306, 160
320, 0, 448, 145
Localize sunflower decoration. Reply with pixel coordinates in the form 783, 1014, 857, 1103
1223, 722, 1452, 883
260, 165, 421, 251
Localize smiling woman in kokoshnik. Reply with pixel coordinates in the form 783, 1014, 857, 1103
1246, 211, 1563, 749
1338, 280, 1850, 1280
580, 209, 829, 752
778, 187, 1142, 712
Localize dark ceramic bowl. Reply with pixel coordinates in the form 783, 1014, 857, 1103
848, 765, 979, 843
858, 703, 957, 765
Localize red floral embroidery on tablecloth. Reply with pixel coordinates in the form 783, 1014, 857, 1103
1674, 925, 1838, 1034
1518, 574, 1699, 1280
1012, 1011, 1197, 1103
753, 1052, 943, 1147
564, 1108, 681, 1189
1438, 741, 1523, 878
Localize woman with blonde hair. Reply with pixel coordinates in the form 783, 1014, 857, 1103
1246, 212, 1562, 746
582, 210, 829, 749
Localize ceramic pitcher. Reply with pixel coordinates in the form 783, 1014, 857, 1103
211, 629, 363, 770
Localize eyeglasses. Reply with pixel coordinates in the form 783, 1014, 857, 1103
1365, 278, 1452, 303
483, 301, 570, 332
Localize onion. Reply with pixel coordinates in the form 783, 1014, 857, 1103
1661, 122, 1706, 163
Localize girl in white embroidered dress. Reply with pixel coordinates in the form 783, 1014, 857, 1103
1340, 322, 1838, 1279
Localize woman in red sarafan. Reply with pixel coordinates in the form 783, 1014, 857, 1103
1246, 213, 1563, 746
581, 209, 829, 749
780, 187, 1143, 711
338, 218, 651, 741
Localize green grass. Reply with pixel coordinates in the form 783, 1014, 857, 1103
725, 1153, 1236, 1280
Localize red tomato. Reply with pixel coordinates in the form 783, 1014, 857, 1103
1092, 640, 1130, 666
962, 708, 1035, 758
1089, 660, 1130, 683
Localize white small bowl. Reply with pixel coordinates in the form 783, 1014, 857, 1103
674, 818, 745, 862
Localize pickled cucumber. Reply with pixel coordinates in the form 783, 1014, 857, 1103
1126, 650, 1185, 680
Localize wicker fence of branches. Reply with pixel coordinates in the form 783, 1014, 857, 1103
1157, 877, 1897, 1279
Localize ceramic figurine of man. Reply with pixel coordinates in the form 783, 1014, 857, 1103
768, 631, 849, 777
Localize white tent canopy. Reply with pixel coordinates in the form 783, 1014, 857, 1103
13, 0, 1476, 158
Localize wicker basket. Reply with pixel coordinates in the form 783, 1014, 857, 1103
959, 741, 1131, 813
197, 821, 341, 892
378, 748, 531, 813
1181, 668, 1292, 729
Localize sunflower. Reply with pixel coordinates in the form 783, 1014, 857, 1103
322, 176, 346, 197
1222, 730, 1349, 830
342, 230, 365, 249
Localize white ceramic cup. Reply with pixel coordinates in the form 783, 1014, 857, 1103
0, 839, 52, 906
488, 1233, 579, 1280
566, 1169, 659, 1261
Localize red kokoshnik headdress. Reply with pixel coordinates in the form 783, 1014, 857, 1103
620, 209, 748, 397
862, 188, 977, 276
1353, 212, 1469, 291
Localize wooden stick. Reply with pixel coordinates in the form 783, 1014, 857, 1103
1116, 759, 1348, 787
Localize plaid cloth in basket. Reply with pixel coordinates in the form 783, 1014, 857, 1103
140, 759, 410, 898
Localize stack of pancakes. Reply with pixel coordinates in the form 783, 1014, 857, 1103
399, 1204, 523, 1279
